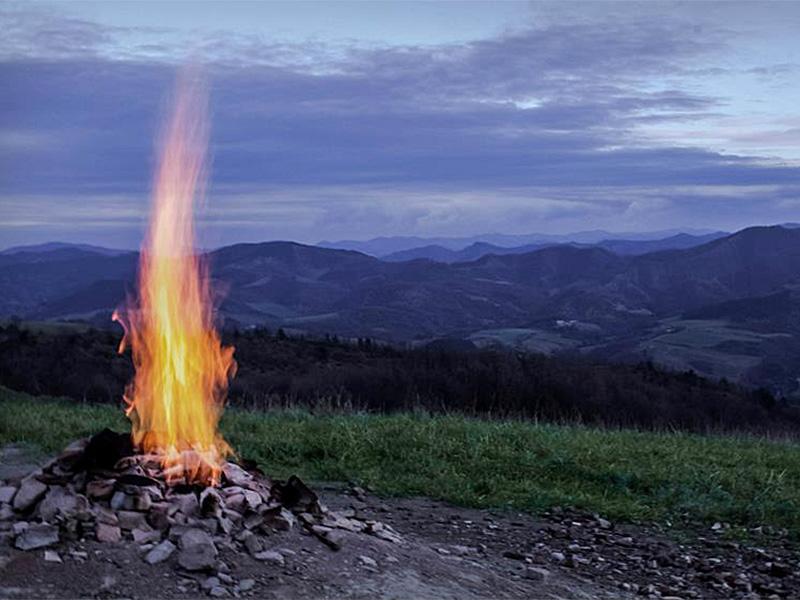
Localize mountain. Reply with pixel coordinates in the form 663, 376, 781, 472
0, 242, 131, 257
381, 232, 727, 262
2, 225, 799, 395
320, 228, 724, 257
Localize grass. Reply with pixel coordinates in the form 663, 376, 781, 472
2, 386, 800, 535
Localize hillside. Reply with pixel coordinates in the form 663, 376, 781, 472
1, 226, 798, 393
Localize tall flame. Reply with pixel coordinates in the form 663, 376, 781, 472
113, 71, 235, 486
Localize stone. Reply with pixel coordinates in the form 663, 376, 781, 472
12, 477, 47, 512
43, 550, 62, 563
264, 508, 296, 531
209, 587, 228, 598
178, 528, 218, 571
110, 491, 130, 511
222, 463, 252, 487
172, 493, 199, 517
201, 576, 221, 591
145, 540, 176, 564
0, 504, 14, 521
147, 503, 170, 530
95, 507, 119, 525
117, 510, 149, 530
85, 479, 115, 500
38, 487, 87, 521
358, 555, 378, 568
200, 488, 223, 517
132, 528, 161, 544
242, 490, 262, 511
243, 513, 264, 530
254, 550, 285, 565
523, 567, 550, 582
238, 579, 256, 592
96, 523, 122, 543
312, 526, 345, 550
240, 531, 263, 556
0, 486, 16, 504
15, 523, 59, 550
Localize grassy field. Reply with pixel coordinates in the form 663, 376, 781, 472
2, 386, 799, 535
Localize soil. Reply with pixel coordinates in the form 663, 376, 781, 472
1, 446, 798, 599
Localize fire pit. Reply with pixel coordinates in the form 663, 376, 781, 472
0, 70, 400, 591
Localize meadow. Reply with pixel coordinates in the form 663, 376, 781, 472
2, 386, 799, 536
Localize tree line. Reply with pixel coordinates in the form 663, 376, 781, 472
1, 322, 798, 435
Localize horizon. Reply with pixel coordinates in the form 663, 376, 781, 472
2, 220, 797, 255
2, 1, 800, 248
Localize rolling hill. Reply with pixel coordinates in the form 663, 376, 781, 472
2, 226, 799, 394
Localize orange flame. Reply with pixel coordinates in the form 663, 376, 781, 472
113, 71, 235, 486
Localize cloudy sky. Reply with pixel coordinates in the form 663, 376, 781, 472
1, 1, 799, 249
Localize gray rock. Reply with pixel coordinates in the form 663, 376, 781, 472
523, 567, 550, 582
238, 579, 256, 592
12, 477, 47, 512
222, 463, 252, 487
0, 486, 16, 504
358, 555, 378, 568
201, 576, 221, 591
132, 528, 161, 544
38, 486, 87, 521
43, 550, 62, 563
0, 504, 14, 521
145, 540, 176, 564
209, 586, 228, 598
117, 510, 149, 530
96, 523, 122, 543
254, 550, 285, 565
14, 523, 59, 550
178, 528, 218, 571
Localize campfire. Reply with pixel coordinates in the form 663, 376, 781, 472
2, 71, 399, 583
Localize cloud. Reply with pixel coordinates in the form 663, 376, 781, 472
0, 4, 799, 246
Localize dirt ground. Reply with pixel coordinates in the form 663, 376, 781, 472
1, 445, 798, 599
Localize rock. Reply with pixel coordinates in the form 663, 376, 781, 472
0, 486, 16, 504
254, 550, 285, 565
85, 479, 115, 500
200, 488, 223, 517
178, 528, 218, 571
38, 487, 87, 521
240, 531, 263, 556
222, 463, 252, 487
145, 540, 176, 564
264, 508, 296, 531
117, 510, 149, 530
523, 567, 550, 582
358, 555, 378, 568
132, 528, 161, 544
503, 550, 527, 561
551, 551, 566, 563
43, 550, 62, 563
209, 587, 228, 598
238, 579, 256, 592
172, 493, 199, 517
312, 526, 345, 550
96, 523, 122, 543
0, 504, 14, 521
12, 477, 47, 512
14, 523, 59, 550
95, 507, 119, 525
201, 576, 221, 591
110, 491, 129, 511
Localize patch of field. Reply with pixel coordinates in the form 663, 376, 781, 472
3, 386, 799, 535
637, 319, 791, 381
469, 328, 581, 354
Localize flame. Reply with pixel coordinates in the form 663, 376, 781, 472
113, 71, 235, 486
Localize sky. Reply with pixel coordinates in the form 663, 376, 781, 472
1, 0, 799, 249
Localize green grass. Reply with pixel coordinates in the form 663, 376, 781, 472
2, 386, 800, 535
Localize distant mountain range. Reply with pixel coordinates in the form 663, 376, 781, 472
319, 228, 726, 256
2, 225, 799, 396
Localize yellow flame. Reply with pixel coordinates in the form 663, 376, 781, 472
114, 71, 235, 486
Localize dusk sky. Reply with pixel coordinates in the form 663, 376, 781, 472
1, 0, 799, 249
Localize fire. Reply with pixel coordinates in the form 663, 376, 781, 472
113, 71, 236, 486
